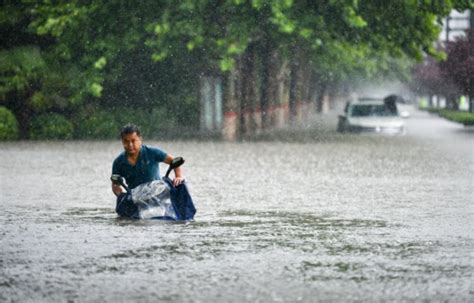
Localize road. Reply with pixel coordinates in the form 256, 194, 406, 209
0, 106, 473, 302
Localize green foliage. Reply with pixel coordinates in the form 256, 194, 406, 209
0, 46, 45, 97
27, 1, 466, 93
141, 0, 460, 83
430, 109, 474, 126
0, 106, 19, 140
29, 113, 74, 140
89, 82, 103, 97
74, 110, 119, 139
441, 110, 474, 125
94, 57, 107, 70
28, 91, 50, 112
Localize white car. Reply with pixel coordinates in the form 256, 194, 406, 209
337, 98, 407, 134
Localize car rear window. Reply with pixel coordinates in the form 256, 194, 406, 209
350, 104, 398, 117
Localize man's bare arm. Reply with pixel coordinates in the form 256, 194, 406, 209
164, 154, 185, 186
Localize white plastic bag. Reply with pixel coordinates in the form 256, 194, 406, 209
131, 180, 177, 219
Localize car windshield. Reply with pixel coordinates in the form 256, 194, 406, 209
349, 104, 398, 117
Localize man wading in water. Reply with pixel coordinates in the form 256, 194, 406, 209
111, 124, 185, 216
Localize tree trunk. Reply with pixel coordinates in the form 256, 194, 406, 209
445, 95, 456, 110
260, 45, 279, 130
470, 95, 474, 113
316, 82, 327, 113
273, 59, 289, 128
299, 65, 313, 122
240, 44, 259, 136
308, 75, 317, 115
17, 106, 32, 139
288, 47, 300, 125
9, 90, 34, 139
222, 67, 240, 141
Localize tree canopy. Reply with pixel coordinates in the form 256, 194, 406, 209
440, 29, 474, 97
1, 0, 472, 139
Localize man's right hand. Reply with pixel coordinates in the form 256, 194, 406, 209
112, 183, 126, 196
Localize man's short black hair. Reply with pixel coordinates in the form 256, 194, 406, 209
120, 123, 141, 138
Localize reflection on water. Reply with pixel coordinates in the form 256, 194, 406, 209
1, 117, 473, 302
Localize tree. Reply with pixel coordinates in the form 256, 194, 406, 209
16, 1, 202, 134
0, 3, 50, 137
412, 56, 460, 108
440, 29, 474, 112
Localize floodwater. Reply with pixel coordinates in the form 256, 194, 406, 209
1, 109, 473, 302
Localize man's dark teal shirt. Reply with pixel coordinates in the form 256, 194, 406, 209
112, 145, 167, 189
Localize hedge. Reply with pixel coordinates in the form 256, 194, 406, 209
440, 110, 474, 126
427, 108, 474, 126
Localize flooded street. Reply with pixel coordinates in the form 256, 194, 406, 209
1, 109, 473, 302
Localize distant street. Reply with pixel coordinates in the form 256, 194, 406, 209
403, 106, 474, 158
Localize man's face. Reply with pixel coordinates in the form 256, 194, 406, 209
121, 132, 142, 157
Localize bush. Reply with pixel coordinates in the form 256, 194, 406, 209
0, 106, 19, 140
75, 111, 120, 139
29, 113, 74, 139
439, 109, 474, 126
